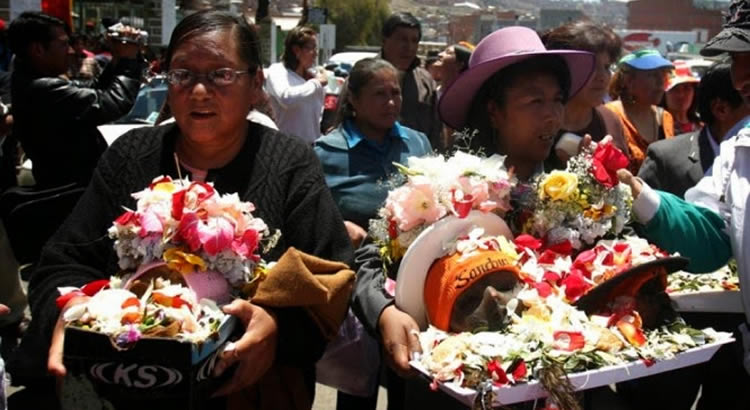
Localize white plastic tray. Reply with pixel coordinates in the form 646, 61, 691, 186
411, 339, 733, 407
670, 290, 744, 313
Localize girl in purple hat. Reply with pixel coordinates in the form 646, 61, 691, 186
438, 26, 595, 182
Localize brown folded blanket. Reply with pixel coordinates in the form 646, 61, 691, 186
228, 247, 355, 410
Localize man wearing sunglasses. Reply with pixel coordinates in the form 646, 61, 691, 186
8, 11, 145, 189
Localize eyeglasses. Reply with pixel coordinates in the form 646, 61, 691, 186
166, 67, 256, 88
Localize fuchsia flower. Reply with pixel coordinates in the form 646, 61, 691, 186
177, 212, 234, 256
385, 182, 446, 231
198, 217, 234, 255
231, 229, 260, 261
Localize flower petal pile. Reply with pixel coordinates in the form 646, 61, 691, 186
418, 256, 729, 393
59, 277, 227, 346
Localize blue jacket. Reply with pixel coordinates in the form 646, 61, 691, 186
314, 120, 432, 229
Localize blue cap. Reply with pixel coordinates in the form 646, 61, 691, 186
618, 49, 674, 70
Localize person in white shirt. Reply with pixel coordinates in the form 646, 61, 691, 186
265, 26, 328, 144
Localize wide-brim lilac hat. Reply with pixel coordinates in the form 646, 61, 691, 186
439, 26, 595, 130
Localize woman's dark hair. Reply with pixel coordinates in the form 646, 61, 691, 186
541, 20, 622, 63
382, 12, 421, 40
696, 61, 742, 126
8, 11, 68, 61
282, 25, 317, 71
333, 58, 399, 128
164, 10, 261, 72
465, 55, 571, 153
660, 82, 700, 125
453, 44, 472, 73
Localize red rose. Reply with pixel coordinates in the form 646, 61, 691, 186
591, 142, 629, 188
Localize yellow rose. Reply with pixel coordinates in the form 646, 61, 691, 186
539, 171, 578, 201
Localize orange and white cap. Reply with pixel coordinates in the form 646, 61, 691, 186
423, 249, 520, 331
666, 60, 699, 91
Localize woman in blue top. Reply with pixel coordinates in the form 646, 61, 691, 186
314, 57, 432, 410
315, 58, 432, 247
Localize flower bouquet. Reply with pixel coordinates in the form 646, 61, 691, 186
512, 139, 632, 250
58, 175, 280, 347
368, 151, 516, 266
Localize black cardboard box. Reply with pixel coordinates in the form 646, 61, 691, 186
62, 316, 237, 409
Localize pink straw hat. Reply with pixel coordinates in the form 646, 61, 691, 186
438, 26, 595, 130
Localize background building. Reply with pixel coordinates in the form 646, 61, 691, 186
627, 0, 723, 38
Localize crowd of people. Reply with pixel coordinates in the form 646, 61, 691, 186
0, 1, 748, 409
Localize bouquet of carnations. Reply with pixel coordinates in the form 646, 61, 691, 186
58, 175, 279, 346
513, 139, 632, 250
368, 152, 516, 264
108, 176, 278, 287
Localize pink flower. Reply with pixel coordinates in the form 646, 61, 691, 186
138, 210, 163, 238
176, 212, 203, 252
385, 182, 446, 231
231, 229, 260, 260
453, 176, 491, 214
197, 217, 235, 256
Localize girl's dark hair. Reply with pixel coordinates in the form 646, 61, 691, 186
282, 25, 317, 71
465, 55, 571, 153
541, 20, 622, 63
453, 44, 472, 73
333, 58, 399, 128
164, 10, 261, 72
660, 82, 700, 125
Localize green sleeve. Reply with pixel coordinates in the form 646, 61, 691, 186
640, 191, 732, 273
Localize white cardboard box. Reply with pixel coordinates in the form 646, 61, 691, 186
411, 339, 732, 407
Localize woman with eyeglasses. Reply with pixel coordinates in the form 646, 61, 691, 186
265, 25, 329, 145
11, 10, 352, 409
605, 49, 676, 173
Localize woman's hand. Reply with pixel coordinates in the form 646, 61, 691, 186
48, 296, 90, 378
378, 305, 422, 377
213, 299, 278, 396
556, 133, 593, 164
0, 304, 8, 316
617, 169, 643, 199
344, 220, 367, 248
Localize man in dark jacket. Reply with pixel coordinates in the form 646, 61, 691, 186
8, 11, 144, 188
381, 12, 442, 151
639, 60, 750, 198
